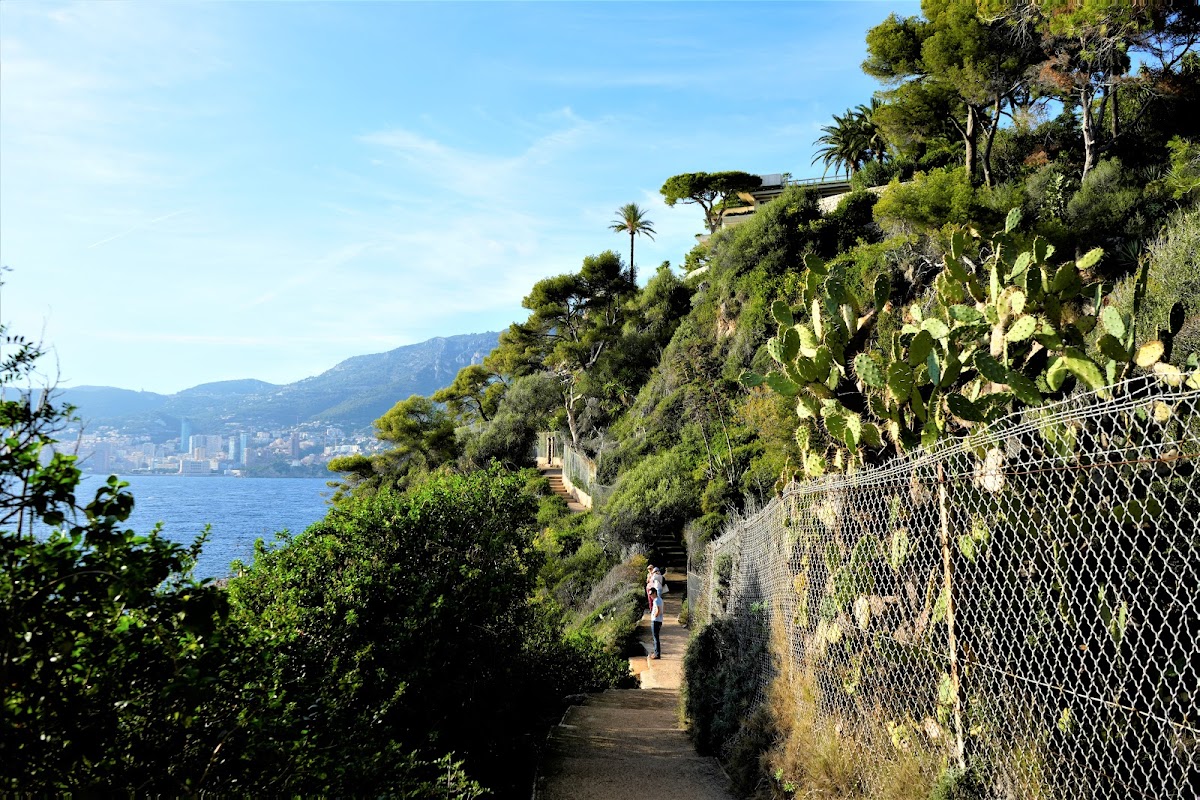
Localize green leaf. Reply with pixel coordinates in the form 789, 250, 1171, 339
1076, 247, 1104, 271
804, 269, 822, 300
1109, 600, 1128, 646
887, 362, 914, 402
921, 318, 950, 339
795, 425, 811, 452
1004, 206, 1022, 234
853, 353, 885, 388
949, 304, 983, 324
764, 372, 801, 396
796, 394, 821, 419
1007, 371, 1042, 405
772, 300, 794, 327
1032, 237, 1050, 263
873, 273, 892, 311
780, 326, 800, 363
822, 404, 852, 446
947, 393, 985, 422
740, 371, 765, 388
974, 353, 1010, 384
889, 528, 910, 571
1063, 348, 1105, 390
1046, 357, 1068, 391
920, 417, 940, 447
860, 422, 883, 448
950, 230, 968, 261
813, 346, 833, 381
796, 324, 819, 356
926, 351, 941, 387
795, 356, 820, 382
804, 253, 829, 276
1099, 306, 1126, 339
1005, 315, 1037, 342
1098, 334, 1130, 363
908, 330, 934, 366
958, 533, 977, 562
1011, 251, 1032, 277
946, 256, 970, 283
1006, 289, 1027, 316
1050, 263, 1080, 294
767, 336, 784, 365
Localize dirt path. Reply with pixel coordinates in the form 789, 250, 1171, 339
532, 570, 733, 800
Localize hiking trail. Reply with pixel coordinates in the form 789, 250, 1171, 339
532, 569, 734, 800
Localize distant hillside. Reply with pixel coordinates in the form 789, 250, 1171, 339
60, 331, 500, 439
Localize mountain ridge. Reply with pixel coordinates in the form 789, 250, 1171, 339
60, 331, 501, 438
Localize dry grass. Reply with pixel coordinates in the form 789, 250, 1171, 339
760, 622, 936, 800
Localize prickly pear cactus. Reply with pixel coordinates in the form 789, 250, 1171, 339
741, 208, 1200, 474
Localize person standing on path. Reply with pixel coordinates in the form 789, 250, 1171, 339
646, 565, 659, 611
649, 587, 663, 659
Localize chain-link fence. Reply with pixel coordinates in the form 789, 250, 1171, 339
692, 375, 1199, 799
562, 442, 614, 508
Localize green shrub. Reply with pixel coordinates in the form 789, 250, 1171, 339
850, 159, 902, 190
466, 371, 560, 468
1110, 205, 1200, 363
1164, 136, 1200, 200
226, 465, 624, 795
600, 446, 700, 548
683, 615, 768, 756
1066, 158, 1140, 250
873, 167, 978, 233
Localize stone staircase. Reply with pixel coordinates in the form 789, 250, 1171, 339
650, 532, 688, 573
534, 690, 730, 800
541, 466, 587, 513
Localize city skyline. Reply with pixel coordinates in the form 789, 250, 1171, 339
1, 1, 915, 394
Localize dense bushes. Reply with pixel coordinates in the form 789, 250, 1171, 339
222, 465, 625, 794
1110, 205, 1200, 363
683, 614, 768, 757
3, 349, 627, 797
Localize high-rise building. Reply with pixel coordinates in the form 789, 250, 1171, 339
289, 431, 300, 458
180, 419, 192, 454
240, 432, 250, 466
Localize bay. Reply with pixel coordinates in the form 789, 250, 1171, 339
69, 475, 334, 580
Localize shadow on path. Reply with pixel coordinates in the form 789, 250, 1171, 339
532, 570, 733, 800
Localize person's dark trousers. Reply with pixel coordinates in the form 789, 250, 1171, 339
652, 620, 662, 657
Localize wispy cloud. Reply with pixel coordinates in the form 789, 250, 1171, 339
87, 209, 187, 248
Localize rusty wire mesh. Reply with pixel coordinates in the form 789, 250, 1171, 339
692, 375, 1199, 799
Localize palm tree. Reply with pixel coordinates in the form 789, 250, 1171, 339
609, 203, 656, 285
812, 104, 886, 178
853, 99, 889, 164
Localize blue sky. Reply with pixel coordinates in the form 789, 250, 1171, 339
1, 1, 916, 394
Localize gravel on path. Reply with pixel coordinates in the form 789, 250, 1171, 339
532, 570, 733, 800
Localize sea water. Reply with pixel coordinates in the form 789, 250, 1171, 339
54, 475, 334, 580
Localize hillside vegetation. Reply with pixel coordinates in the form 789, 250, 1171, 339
5, 1, 1200, 797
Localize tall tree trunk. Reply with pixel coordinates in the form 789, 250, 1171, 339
1110, 83, 1120, 141
964, 105, 980, 187
1081, 85, 1099, 180
564, 386, 580, 447
981, 94, 1004, 189
629, 233, 635, 285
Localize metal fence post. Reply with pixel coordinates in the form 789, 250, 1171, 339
938, 461, 965, 770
